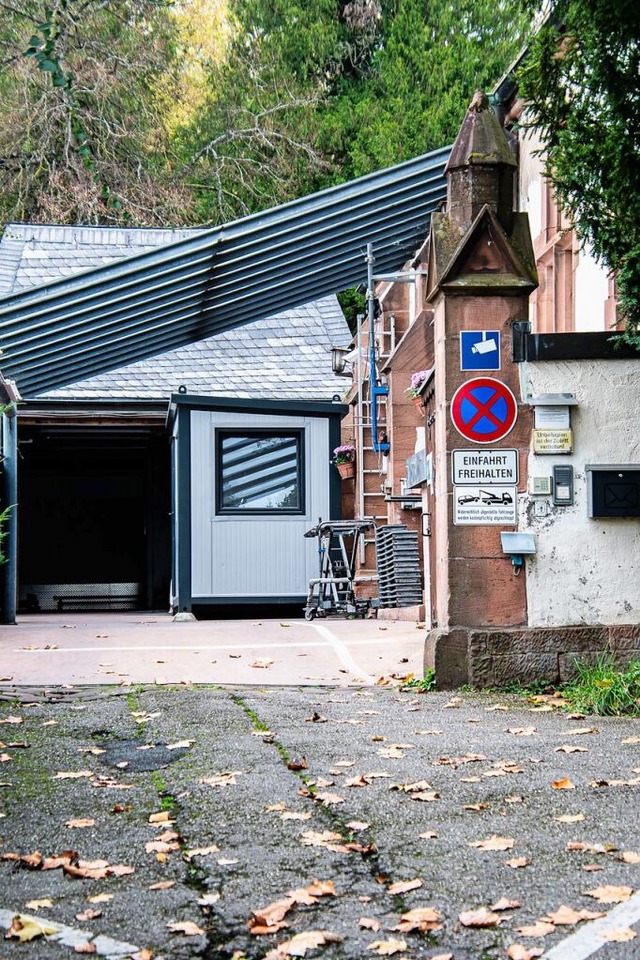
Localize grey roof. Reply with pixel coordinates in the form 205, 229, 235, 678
0, 224, 350, 402
43, 295, 349, 401
0, 145, 450, 396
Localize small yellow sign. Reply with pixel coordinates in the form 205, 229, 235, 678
533, 429, 573, 455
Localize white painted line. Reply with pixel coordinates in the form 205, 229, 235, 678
0, 908, 140, 958
541, 890, 640, 959
12, 637, 408, 655
305, 621, 377, 684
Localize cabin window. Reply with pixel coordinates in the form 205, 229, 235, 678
216, 430, 304, 514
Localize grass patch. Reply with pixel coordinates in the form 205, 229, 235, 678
563, 655, 640, 717
401, 669, 436, 693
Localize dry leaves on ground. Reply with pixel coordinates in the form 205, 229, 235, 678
459, 907, 503, 927
540, 905, 603, 925
263, 930, 343, 958
248, 880, 337, 935
552, 777, 575, 790
516, 920, 556, 937
507, 946, 544, 959
5, 915, 58, 942
599, 928, 637, 942
583, 884, 634, 904
387, 877, 422, 895
167, 920, 205, 936
391, 907, 442, 933
368, 939, 407, 955
469, 836, 515, 852
200, 771, 243, 788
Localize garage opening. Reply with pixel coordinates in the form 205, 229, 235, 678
18, 423, 170, 613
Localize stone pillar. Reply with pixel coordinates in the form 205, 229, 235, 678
424, 92, 538, 687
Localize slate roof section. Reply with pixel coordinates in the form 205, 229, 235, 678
0, 223, 351, 402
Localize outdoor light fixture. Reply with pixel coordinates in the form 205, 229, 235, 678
331, 346, 352, 377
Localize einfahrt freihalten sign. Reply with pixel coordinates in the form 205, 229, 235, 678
452, 449, 518, 486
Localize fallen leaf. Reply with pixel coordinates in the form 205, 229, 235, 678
621, 735, 640, 744
217, 857, 238, 865
87, 893, 113, 904
507, 947, 544, 959
149, 880, 176, 890
145, 839, 180, 854
66, 818, 96, 829
583, 884, 634, 903
359, 918, 381, 932
5, 915, 58, 942
506, 726, 536, 736
200, 771, 243, 787
24, 898, 54, 910
75, 908, 102, 921
250, 896, 296, 931
196, 893, 221, 905
564, 727, 598, 735
52, 770, 94, 780
418, 830, 438, 839
516, 921, 556, 937
491, 898, 521, 912
387, 877, 422, 895
391, 907, 442, 932
306, 712, 328, 723
599, 928, 637, 942
167, 920, 205, 935
464, 803, 488, 812
620, 851, 640, 863
469, 836, 514, 851
541, 905, 604, 925
555, 813, 585, 823
346, 821, 370, 832
314, 791, 344, 805
149, 811, 173, 824
166, 740, 194, 750
280, 811, 312, 821
459, 907, 502, 927
368, 939, 407, 955
266, 930, 343, 957
184, 845, 220, 859
0, 716, 23, 724
251, 659, 274, 669
552, 777, 575, 790
74, 943, 97, 954
287, 758, 308, 772
555, 745, 588, 753
506, 858, 530, 868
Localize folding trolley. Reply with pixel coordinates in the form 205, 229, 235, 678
303, 518, 376, 620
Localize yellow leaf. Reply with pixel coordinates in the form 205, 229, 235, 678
24, 899, 54, 911
5, 914, 58, 942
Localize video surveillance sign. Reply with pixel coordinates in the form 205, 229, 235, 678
460, 330, 501, 371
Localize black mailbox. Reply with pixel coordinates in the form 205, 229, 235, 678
586, 465, 640, 518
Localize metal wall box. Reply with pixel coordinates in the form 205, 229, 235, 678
586, 465, 640, 518
405, 450, 431, 488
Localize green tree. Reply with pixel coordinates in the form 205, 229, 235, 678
519, 0, 640, 345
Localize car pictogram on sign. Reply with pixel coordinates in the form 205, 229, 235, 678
450, 377, 518, 444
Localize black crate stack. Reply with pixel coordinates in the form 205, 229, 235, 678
375, 524, 422, 608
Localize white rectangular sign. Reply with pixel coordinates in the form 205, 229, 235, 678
452, 449, 518, 486
454, 485, 517, 525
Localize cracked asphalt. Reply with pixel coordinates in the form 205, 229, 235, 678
0, 684, 639, 960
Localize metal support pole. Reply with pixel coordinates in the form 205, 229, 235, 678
1, 409, 18, 624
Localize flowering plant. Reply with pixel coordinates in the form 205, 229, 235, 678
405, 369, 430, 399
331, 443, 356, 465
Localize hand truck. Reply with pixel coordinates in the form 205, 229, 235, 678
303, 518, 377, 620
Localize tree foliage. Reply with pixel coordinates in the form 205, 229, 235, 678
519, 0, 640, 344
0, 0, 193, 226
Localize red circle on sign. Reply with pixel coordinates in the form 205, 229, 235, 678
450, 377, 518, 444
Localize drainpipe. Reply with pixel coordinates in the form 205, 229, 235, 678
366, 244, 390, 456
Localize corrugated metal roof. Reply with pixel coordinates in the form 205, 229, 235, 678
0, 145, 449, 396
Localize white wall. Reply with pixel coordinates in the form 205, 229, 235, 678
519, 129, 610, 332
190, 410, 330, 599
519, 358, 640, 626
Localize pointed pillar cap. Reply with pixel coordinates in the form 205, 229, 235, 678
445, 91, 517, 173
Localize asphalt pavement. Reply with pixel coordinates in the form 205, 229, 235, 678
0, 681, 639, 960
